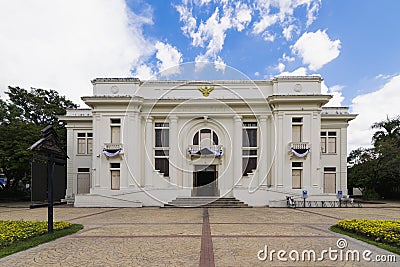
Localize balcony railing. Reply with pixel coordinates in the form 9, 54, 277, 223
289, 142, 310, 159
188, 145, 223, 157
290, 142, 310, 150
104, 143, 123, 151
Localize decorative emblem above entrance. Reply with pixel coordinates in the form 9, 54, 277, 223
198, 85, 214, 97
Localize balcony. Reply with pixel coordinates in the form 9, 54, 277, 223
289, 142, 310, 159
188, 145, 223, 158
103, 143, 124, 158
104, 143, 123, 150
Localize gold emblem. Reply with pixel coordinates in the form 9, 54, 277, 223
198, 85, 214, 97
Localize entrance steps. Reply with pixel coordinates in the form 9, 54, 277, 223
163, 197, 250, 208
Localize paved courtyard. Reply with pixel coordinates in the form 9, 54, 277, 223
0, 203, 399, 266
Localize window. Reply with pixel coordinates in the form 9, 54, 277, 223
110, 163, 120, 190
193, 129, 219, 146
321, 131, 336, 154
155, 122, 169, 176
292, 117, 303, 142
320, 132, 327, 153
77, 132, 93, 155
242, 122, 258, 176
87, 133, 93, 154
78, 138, 86, 154
323, 167, 336, 193
110, 119, 121, 144
155, 123, 169, 147
292, 162, 303, 189
77, 168, 90, 194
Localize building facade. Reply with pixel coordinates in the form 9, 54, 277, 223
60, 76, 356, 207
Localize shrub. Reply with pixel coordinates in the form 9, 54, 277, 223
0, 220, 72, 248
337, 219, 400, 247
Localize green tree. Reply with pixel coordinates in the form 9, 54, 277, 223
0, 87, 77, 197
371, 116, 400, 145
348, 116, 400, 199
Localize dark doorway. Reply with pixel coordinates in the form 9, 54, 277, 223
193, 165, 218, 196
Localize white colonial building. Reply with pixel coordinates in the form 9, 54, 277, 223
60, 76, 356, 207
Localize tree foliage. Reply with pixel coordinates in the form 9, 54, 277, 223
348, 116, 400, 199
0, 87, 77, 197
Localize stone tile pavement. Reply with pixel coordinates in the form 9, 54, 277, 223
0, 203, 399, 266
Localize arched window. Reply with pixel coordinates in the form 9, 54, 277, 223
193, 129, 219, 146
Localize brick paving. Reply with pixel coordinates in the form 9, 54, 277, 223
200, 208, 215, 267
0, 203, 398, 266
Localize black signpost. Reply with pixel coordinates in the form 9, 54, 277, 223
28, 126, 67, 234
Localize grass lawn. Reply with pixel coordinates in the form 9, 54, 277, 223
330, 219, 400, 255
0, 221, 83, 259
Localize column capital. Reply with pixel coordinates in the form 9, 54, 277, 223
145, 116, 153, 123
128, 112, 139, 119
233, 115, 242, 121
258, 115, 268, 122
169, 115, 178, 122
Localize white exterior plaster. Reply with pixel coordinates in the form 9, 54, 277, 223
60, 77, 356, 207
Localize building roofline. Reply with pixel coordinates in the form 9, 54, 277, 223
90, 75, 323, 85
91, 78, 141, 84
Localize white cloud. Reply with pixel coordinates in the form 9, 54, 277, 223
252, 0, 321, 37
321, 83, 344, 107
232, 3, 253, 32
375, 73, 396, 80
0, 0, 155, 106
194, 55, 209, 72
214, 56, 226, 72
292, 29, 341, 71
263, 32, 276, 42
348, 75, 400, 152
175, 4, 199, 45
282, 53, 295, 62
175, 1, 253, 71
252, 14, 278, 35
175, 0, 321, 70
134, 64, 155, 80
278, 67, 308, 76
254, 71, 260, 77
282, 24, 296, 40
155, 41, 183, 77
196, 0, 212, 5
277, 63, 286, 73
304, 0, 321, 26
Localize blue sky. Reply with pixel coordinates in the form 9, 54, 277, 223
126, 0, 400, 105
0, 0, 399, 151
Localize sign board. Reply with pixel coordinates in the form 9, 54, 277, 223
337, 190, 343, 199
302, 190, 308, 199
31, 161, 66, 202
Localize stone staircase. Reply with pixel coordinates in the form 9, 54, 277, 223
163, 197, 250, 208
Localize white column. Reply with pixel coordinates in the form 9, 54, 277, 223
233, 115, 242, 186
65, 126, 74, 198
258, 115, 268, 186
340, 126, 348, 194
276, 113, 284, 187
144, 117, 153, 187
94, 114, 101, 188
267, 115, 272, 186
129, 112, 140, 187
169, 116, 178, 186
310, 112, 320, 189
